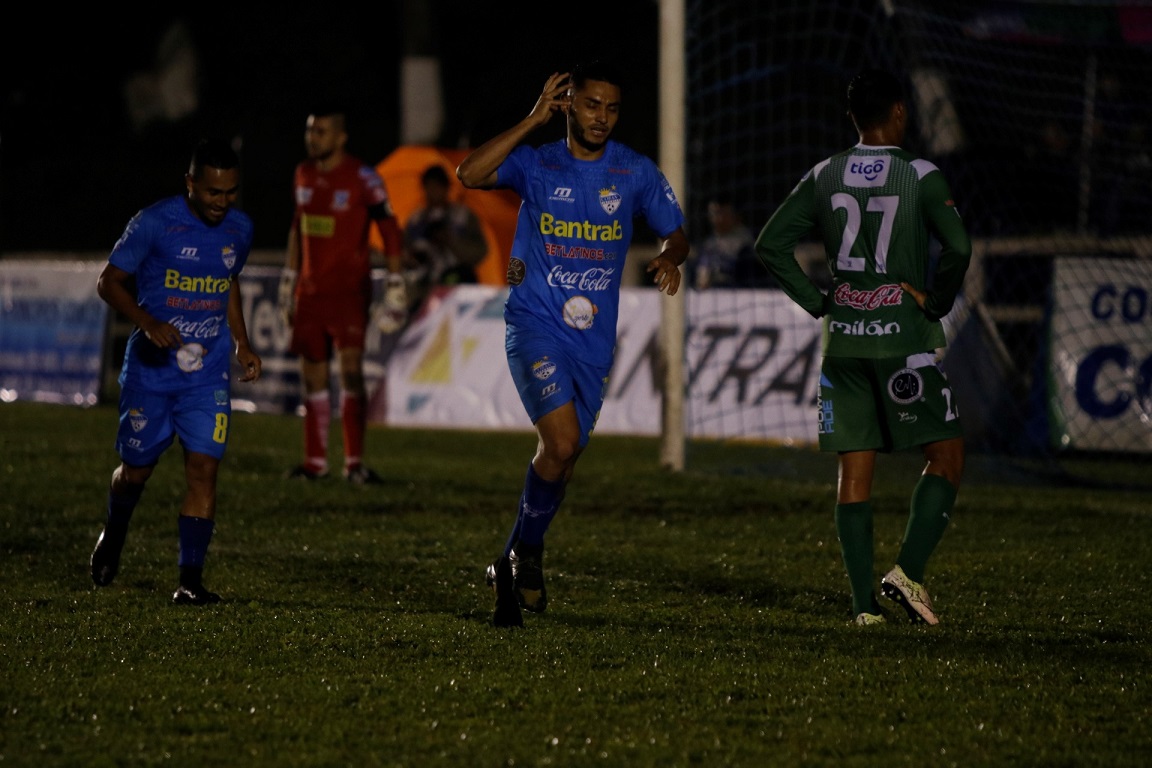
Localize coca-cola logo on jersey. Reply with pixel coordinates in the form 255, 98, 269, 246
832, 282, 903, 311
167, 314, 225, 340
546, 265, 614, 292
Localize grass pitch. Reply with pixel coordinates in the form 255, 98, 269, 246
1, 401, 1150, 766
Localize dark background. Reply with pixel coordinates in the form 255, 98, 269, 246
0, 2, 661, 254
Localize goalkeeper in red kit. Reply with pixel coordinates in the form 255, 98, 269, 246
279, 105, 405, 484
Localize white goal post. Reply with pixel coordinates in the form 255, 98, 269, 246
659, 0, 687, 471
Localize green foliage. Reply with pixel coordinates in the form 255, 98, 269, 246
1, 402, 1149, 766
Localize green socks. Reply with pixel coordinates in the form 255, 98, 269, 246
834, 501, 874, 616
897, 474, 957, 583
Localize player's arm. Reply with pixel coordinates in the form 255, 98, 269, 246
457, 72, 570, 189
228, 276, 262, 383
916, 171, 972, 320
754, 173, 826, 317
370, 203, 404, 274
279, 219, 301, 326
646, 227, 690, 296
97, 262, 182, 349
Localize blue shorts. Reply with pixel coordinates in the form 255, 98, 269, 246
505, 325, 610, 449
115, 383, 233, 465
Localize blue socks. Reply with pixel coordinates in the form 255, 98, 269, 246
104, 482, 144, 544
504, 462, 566, 554
177, 515, 215, 569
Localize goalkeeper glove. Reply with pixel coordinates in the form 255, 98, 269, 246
375, 271, 409, 334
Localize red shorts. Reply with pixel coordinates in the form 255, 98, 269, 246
289, 293, 369, 361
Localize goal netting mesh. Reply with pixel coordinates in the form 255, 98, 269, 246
679, 0, 1152, 483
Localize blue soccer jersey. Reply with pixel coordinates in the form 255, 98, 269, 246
110, 195, 253, 393
497, 140, 684, 367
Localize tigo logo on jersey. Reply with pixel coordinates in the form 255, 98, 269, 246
844, 155, 891, 187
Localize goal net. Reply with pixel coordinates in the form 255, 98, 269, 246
677, 0, 1152, 480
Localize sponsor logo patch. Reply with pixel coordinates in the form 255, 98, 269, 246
887, 367, 924, 404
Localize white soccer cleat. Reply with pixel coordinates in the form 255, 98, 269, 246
881, 565, 940, 625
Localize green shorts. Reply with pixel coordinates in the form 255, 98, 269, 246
817, 352, 962, 453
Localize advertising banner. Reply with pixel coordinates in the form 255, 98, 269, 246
1049, 256, 1152, 452
384, 285, 822, 442
0, 260, 107, 405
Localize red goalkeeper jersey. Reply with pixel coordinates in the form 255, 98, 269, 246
292, 154, 395, 300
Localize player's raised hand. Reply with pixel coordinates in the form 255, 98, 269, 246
527, 72, 572, 126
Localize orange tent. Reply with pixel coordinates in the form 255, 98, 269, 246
369, 145, 521, 286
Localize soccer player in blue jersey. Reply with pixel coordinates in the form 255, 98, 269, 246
457, 61, 690, 626
89, 138, 262, 605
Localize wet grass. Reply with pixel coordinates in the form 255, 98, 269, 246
1, 401, 1150, 766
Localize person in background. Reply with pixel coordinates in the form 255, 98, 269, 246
754, 69, 972, 626
90, 137, 262, 605
404, 164, 488, 306
457, 60, 690, 627
693, 194, 768, 289
279, 105, 405, 484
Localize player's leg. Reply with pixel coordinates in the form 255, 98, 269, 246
169, 386, 229, 605
897, 436, 963, 582
287, 298, 333, 479
336, 345, 379, 483
836, 450, 880, 618
879, 354, 963, 624
332, 295, 379, 484
820, 357, 886, 621
91, 386, 172, 587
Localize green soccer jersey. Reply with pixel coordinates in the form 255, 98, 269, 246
755, 144, 972, 358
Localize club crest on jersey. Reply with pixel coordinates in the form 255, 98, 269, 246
220, 245, 237, 270
844, 155, 891, 188
532, 357, 556, 380
887, 367, 924, 404
129, 408, 148, 433
598, 186, 621, 215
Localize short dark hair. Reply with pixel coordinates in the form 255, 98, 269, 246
571, 59, 624, 92
847, 69, 903, 131
188, 138, 240, 179
421, 164, 450, 186
307, 103, 350, 130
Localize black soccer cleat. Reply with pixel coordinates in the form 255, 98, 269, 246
90, 529, 122, 587
509, 542, 547, 613
284, 464, 330, 481
172, 584, 221, 606
487, 555, 523, 628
